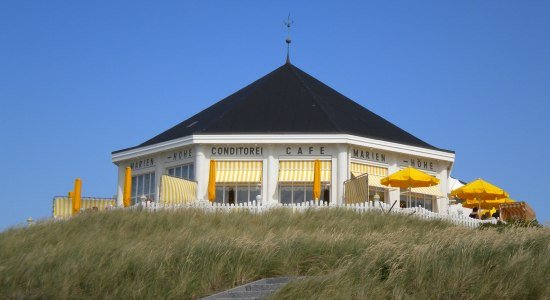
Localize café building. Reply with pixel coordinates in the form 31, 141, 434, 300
111, 62, 455, 212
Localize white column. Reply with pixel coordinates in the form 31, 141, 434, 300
388, 158, 400, 206
437, 165, 450, 213
336, 144, 348, 205
154, 154, 164, 201
116, 164, 125, 207
261, 155, 268, 205
195, 145, 207, 201
266, 146, 278, 204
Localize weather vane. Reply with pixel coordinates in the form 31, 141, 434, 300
284, 14, 294, 63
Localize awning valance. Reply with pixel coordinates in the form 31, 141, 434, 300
159, 175, 197, 205
410, 186, 445, 198
350, 162, 388, 177
215, 160, 263, 183
350, 163, 388, 188
365, 174, 388, 189
278, 160, 332, 182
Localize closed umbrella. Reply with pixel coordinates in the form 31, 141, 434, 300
208, 160, 216, 202
123, 167, 132, 207
72, 178, 82, 214
313, 159, 321, 201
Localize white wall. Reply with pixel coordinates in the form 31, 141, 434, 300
114, 140, 453, 213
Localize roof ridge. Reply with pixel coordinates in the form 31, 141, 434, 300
287, 65, 342, 132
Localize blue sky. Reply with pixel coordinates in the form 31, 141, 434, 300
1, 1, 549, 229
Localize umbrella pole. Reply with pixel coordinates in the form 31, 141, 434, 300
478, 196, 481, 216
408, 186, 411, 208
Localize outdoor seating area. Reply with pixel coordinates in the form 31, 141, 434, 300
450, 178, 535, 222
55, 161, 536, 227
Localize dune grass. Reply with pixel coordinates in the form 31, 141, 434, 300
0, 208, 548, 299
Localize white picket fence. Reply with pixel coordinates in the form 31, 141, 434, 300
133, 200, 498, 228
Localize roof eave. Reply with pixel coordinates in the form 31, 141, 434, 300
111, 133, 454, 164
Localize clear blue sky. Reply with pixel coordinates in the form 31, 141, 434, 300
1, 1, 549, 229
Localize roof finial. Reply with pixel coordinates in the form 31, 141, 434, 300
284, 14, 294, 64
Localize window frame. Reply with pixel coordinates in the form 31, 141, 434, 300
214, 183, 262, 204
131, 172, 156, 204
399, 192, 435, 211
166, 163, 195, 181
279, 182, 331, 204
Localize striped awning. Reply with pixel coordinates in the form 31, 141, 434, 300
350, 163, 388, 188
278, 160, 332, 182
410, 186, 445, 198
215, 160, 263, 183
159, 175, 197, 205
53, 197, 116, 218
350, 162, 388, 177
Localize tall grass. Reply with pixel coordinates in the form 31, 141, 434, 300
0, 209, 548, 299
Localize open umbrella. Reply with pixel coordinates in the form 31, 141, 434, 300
380, 167, 440, 208
460, 197, 515, 210
450, 178, 509, 212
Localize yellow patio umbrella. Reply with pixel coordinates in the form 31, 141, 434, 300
450, 178, 509, 211
208, 160, 216, 202
313, 159, 321, 200
460, 197, 515, 210
380, 167, 440, 207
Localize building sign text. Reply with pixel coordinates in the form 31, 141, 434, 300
129, 157, 156, 170
285, 146, 326, 155
401, 158, 435, 171
352, 148, 386, 163
211, 146, 263, 156
166, 148, 193, 162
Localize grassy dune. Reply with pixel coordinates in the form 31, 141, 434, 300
0, 209, 548, 299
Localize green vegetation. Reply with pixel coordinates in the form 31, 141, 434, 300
0, 209, 548, 299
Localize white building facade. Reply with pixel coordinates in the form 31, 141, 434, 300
112, 134, 454, 213
111, 63, 455, 213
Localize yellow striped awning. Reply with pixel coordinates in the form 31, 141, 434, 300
410, 186, 445, 198
53, 197, 72, 218
215, 160, 263, 183
53, 197, 116, 218
159, 175, 197, 205
350, 163, 388, 188
365, 175, 388, 189
350, 162, 388, 177
278, 160, 332, 182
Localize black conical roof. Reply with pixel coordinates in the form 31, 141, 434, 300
114, 63, 452, 153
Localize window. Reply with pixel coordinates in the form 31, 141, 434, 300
368, 187, 387, 202
214, 183, 262, 204
279, 183, 331, 204
400, 193, 434, 211
131, 172, 156, 204
166, 163, 194, 180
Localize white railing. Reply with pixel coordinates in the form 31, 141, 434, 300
131, 200, 498, 228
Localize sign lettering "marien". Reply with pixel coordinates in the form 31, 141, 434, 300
130, 158, 155, 170
352, 148, 386, 163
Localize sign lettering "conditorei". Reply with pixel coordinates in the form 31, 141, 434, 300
211, 147, 263, 156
